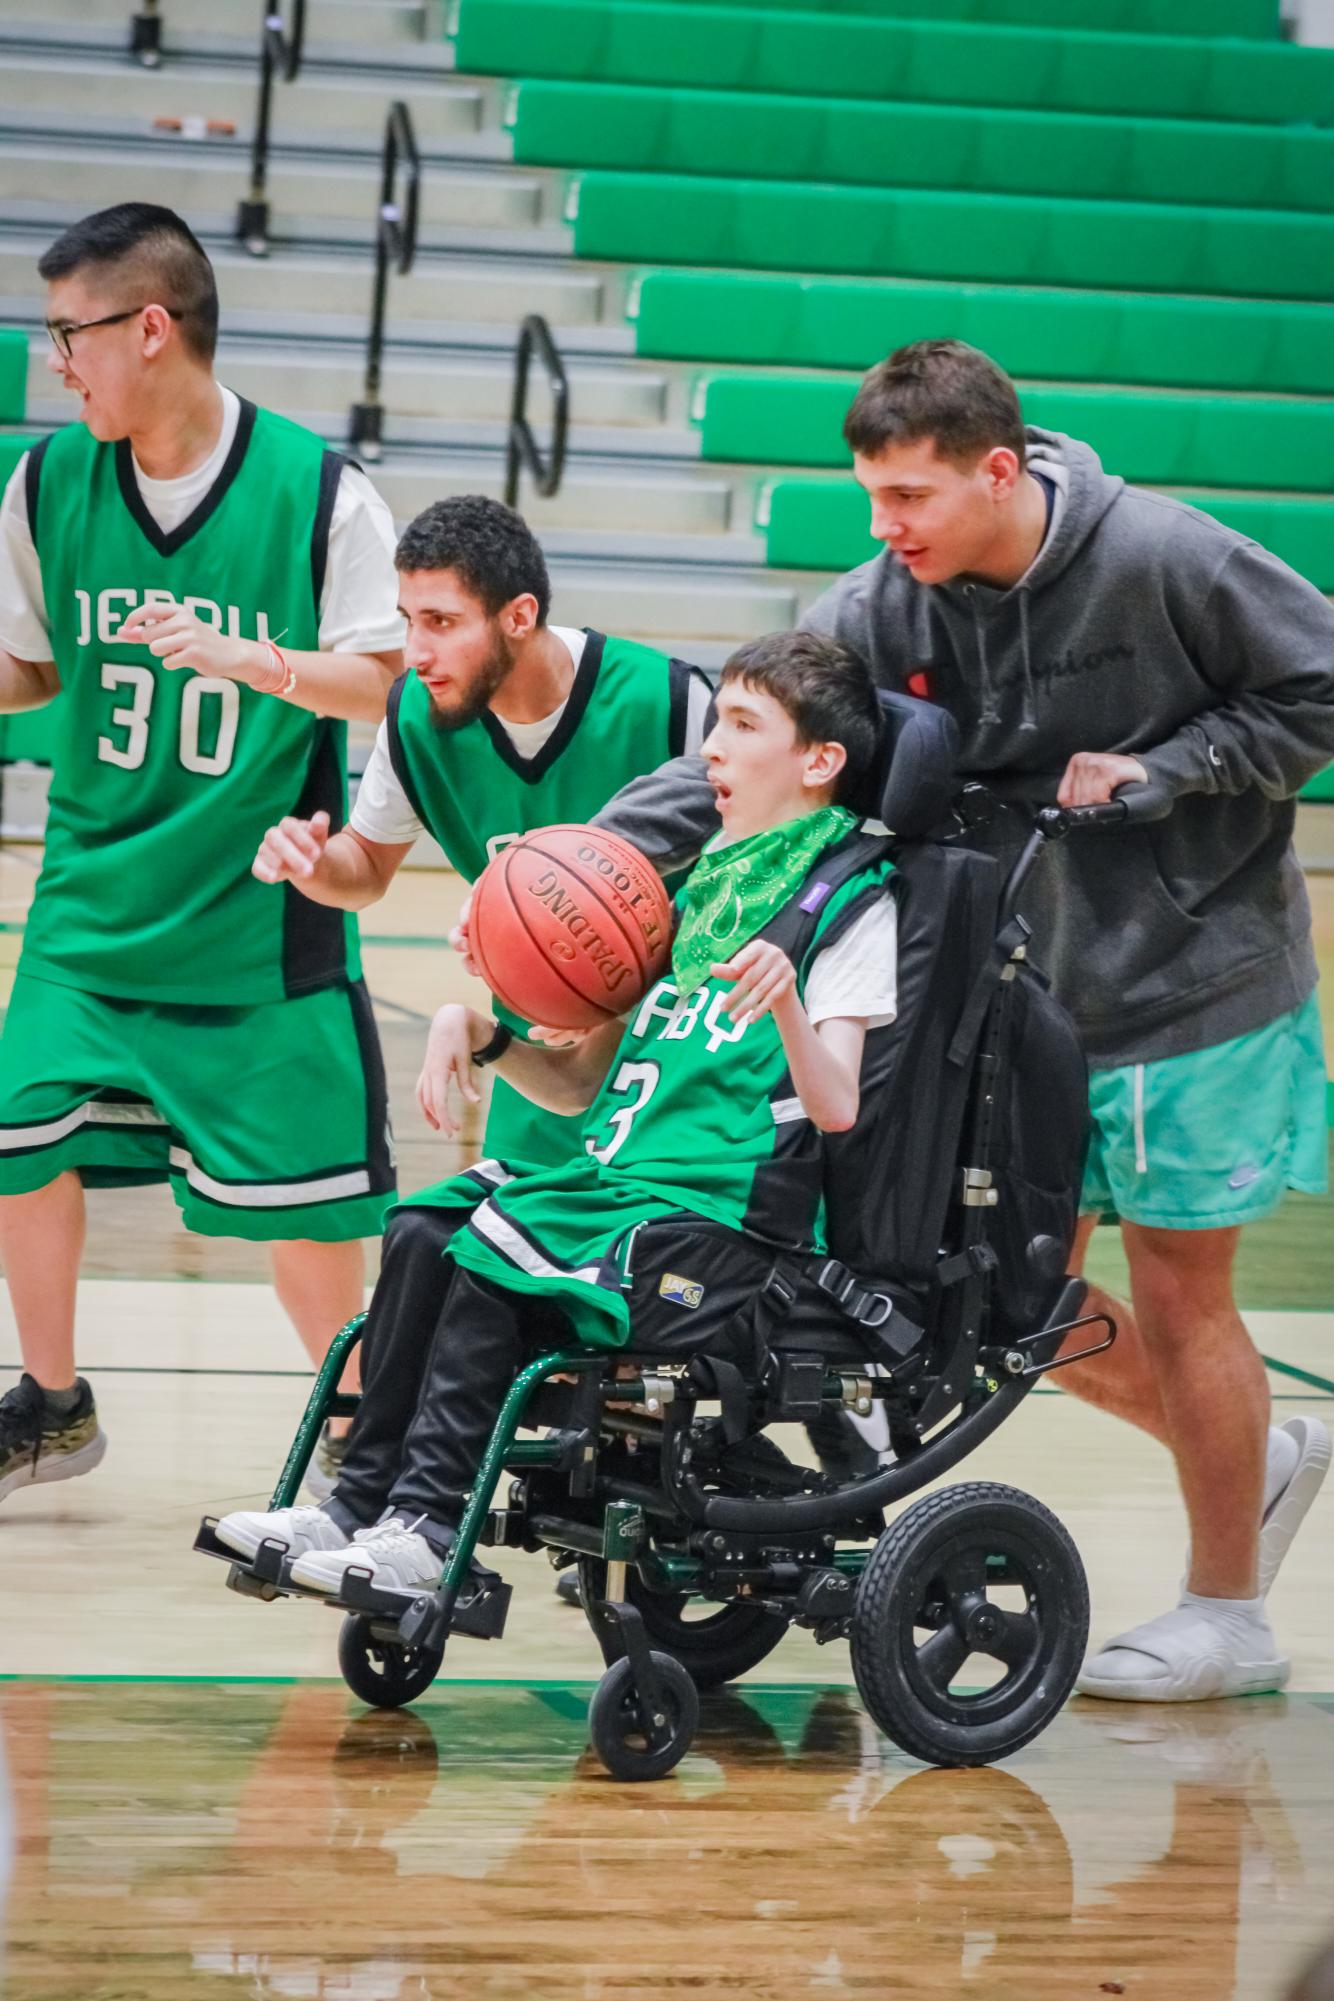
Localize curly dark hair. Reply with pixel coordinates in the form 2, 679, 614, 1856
394, 495, 551, 624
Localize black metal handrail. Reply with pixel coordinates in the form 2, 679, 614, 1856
129, 0, 163, 67
236, 0, 308, 258
348, 101, 421, 462
504, 315, 568, 509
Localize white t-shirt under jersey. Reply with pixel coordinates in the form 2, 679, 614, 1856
0, 384, 405, 662
351, 628, 715, 845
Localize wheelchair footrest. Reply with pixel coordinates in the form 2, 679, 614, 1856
193, 1517, 283, 1603
337, 1564, 513, 1642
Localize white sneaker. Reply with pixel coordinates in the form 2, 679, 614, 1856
215, 1503, 350, 1564
289, 1516, 444, 1596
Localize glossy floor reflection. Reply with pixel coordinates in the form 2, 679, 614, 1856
2, 1678, 1331, 2001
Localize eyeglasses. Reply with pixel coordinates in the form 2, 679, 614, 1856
44, 305, 179, 360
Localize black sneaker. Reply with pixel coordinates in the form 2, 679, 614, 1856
0, 1373, 106, 1504
554, 1568, 583, 1608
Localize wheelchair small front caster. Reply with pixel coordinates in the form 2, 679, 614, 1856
588, 1651, 699, 1782
338, 1612, 444, 1709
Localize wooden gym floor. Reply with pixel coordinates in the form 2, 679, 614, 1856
1, 850, 1332, 2000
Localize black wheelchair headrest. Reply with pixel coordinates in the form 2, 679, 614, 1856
873, 689, 960, 840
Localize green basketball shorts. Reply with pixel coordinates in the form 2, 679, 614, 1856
1081, 991, 1328, 1231
0, 968, 395, 1241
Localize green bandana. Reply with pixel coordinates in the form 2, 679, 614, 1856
671, 805, 858, 999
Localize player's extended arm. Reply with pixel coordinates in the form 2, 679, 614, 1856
117, 603, 400, 724
417, 1005, 622, 1135
0, 643, 59, 713
715, 939, 866, 1132
252, 811, 411, 910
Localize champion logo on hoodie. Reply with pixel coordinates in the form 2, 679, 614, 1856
905, 668, 933, 701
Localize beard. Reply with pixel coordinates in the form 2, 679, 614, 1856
426, 628, 515, 731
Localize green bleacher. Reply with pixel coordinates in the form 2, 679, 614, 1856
573, 176, 1334, 301
460, 0, 1330, 122
512, 84, 1334, 213
647, 0, 1281, 25
630, 274, 1334, 395
694, 378, 1334, 492
761, 477, 1334, 593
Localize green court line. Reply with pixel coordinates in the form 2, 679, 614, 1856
1258, 1352, 1334, 1396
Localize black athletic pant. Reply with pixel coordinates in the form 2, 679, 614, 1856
332, 1205, 878, 1538
333, 1206, 567, 1533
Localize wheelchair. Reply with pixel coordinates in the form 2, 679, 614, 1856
197, 694, 1148, 1781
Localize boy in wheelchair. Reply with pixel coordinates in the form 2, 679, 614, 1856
216, 629, 897, 1593
204, 626, 1100, 1774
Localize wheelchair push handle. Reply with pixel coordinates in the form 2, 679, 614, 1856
1039, 774, 1174, 839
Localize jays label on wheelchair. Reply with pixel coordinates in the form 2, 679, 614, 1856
196, 696, 1168, 1781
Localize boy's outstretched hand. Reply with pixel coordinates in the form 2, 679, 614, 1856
253, 810, 330, 884
712, 939, 797, 1024
417, 1003, 482, 1138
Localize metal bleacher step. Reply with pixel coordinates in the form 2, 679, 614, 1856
0, 0, 452, 69
0, 231, 615, 336
21, 336, 675, 432
545, 560, 804, 644
0, 137, 565, 248
0, 52, 489, 148
363, 458, 739, 535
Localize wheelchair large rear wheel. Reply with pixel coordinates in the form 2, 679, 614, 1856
578, 1557, 787, 1689
338, 1612, 444, 1710
850, 1482, 1088, 1768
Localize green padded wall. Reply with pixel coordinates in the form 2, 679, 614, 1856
461, 0, 1280, 40
0, 332, 27, 425
459, 0, 1334, 125
763, 478, 1334, 590
0, 430, 37, 492
632, 274, 1334, 396
513, 83, 1334, 213
697, 377, 1334, 492
573, 176, 1334, 301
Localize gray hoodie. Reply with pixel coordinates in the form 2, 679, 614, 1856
599, 428, 1334, 1068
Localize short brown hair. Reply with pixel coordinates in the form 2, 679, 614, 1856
721, 629, 883, 814
843, 338, 1026, 468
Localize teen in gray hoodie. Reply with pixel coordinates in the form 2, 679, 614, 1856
593, 339, 1334, 1706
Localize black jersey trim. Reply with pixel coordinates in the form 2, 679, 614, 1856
384, 671, 433, 830
478, 627, 606, 784
347, 975, 396, 1196
667, 657, 707, 759
282, 716, 350, 996
22, 432, 53, 541
113, 395, 258, 557
310, 449, 348, 625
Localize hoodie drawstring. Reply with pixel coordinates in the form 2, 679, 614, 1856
1017, 587, 1037, 733
969, 583, 1039, 733
969, 590, 1000, 727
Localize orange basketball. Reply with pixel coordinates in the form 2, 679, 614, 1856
470, 825, 673, 1031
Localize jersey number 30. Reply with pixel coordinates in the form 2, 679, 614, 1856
97, 663, 240, 777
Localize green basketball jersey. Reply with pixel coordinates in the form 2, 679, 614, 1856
22, 402, 357, 1005
578, 852, 896, 1246
386, 632, 702, 1168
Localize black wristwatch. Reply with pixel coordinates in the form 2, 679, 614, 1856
470, 1020, 514, 1068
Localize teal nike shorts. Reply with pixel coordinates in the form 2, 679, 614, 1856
1081, 991, 1328, 1231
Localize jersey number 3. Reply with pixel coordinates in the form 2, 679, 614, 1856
586, 1060, 660, 1163
98, 663, 240, 777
